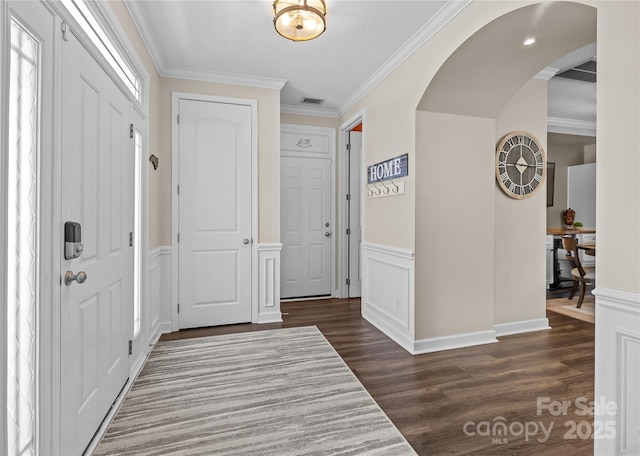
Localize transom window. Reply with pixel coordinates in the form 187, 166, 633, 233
61, 0, 141, 102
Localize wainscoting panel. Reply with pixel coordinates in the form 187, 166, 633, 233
257, 243, 283, 324
593, 287, 640, 456
361, 242, 414, 353
149, 247, 172, 345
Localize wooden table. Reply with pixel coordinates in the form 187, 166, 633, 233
578, 243, 596, 256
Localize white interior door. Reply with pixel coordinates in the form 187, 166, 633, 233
281, 156, 332, 298
348, 131, 362, 298
178, 99, 252, 329
60, 31, 133, 455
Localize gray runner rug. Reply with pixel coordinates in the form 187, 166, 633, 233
93, 326, 417, 455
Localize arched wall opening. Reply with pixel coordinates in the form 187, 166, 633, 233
413, 2, 596, 341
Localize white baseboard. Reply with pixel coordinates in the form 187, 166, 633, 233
494, 318, 551, 337
413, 330, 498, 355
362, 307, 414, 353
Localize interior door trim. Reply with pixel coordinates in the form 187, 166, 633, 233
171, 92, 258, 330
338, 110, 366, 298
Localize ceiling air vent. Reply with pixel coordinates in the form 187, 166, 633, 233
555, 59, 597, 83
300, 97, 325, 105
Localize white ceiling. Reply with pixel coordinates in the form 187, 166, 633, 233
125, 0, 596, 126
125, 0, 456, 116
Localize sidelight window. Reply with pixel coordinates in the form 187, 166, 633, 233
7, 17, 40, 456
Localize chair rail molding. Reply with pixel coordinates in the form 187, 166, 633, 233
593, 287, 640, 456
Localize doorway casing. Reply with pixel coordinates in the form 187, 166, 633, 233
338, 110, 366, 298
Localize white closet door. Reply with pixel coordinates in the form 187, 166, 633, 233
178, 99, 252, 328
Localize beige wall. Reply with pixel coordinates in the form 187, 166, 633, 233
494, 78, 548, 325
280, 113, 339, 130
415, 112, 496, 338
340, 1, 530, 251
595, 0, 640, 293
111, 0, 640, 306
110, 1, 282, 247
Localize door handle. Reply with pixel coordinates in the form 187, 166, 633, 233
243, 238, 250, 245
65, 270, 87, 286
325, 232, 332, 237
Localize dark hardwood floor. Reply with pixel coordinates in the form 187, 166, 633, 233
161, 299, 594, 455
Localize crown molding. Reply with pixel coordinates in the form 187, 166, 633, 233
338, 0, 471, 117
124, 0, 167, 75
281, 104, 339, 118
535, 66, 559, 80
548, 117, 596, 137
125, 2, 286, 91
162, 66, 286, 90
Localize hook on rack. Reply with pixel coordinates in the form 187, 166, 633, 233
378, 180, 390, 194
365, 182, 375, 196
388, 178, 399, 193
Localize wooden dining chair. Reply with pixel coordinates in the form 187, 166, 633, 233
561, 236, 595, 308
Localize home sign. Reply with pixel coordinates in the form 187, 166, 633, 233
367, 153, 408, 184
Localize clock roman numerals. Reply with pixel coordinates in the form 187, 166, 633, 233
495, 132, 545, 200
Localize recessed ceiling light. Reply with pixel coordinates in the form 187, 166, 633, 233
523, 37, 536, 46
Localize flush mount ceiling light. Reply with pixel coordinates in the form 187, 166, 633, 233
523, 37, 536, 46
273, 0, 326, 42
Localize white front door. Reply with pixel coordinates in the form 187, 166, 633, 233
60, 31, 133, 454
177, 99, 252, 329
281, 156, 332, 298
348, 131, 362, 298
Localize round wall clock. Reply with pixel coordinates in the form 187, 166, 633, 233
495, 131, 545, 199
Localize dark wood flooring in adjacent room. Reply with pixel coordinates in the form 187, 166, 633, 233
161, 299, 594, 455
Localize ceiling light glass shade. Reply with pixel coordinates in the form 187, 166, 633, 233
273, 0, 326, 42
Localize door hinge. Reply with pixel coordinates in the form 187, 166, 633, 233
61, 22, 69, 41
346, 278, 351, 286
177, 233, 180, 243
130, 123, 134, 139
177, 114, 180, 125
177, 185, 180, 195
346, 228, 351, 235
347, 143, 351, 151
129, 232, 133, 247
177, 303, 180, 314
128, 340, 133, 355
346, 193, 351, 201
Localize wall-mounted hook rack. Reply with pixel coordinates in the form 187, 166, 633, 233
367, 180, 405, 198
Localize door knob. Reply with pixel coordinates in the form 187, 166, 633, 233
65, 270, 87, 286
243, 238, 250, 245
325, 232, 332, 237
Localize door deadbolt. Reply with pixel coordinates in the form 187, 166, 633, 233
64, 221, 84, 260
65, 270, 87, 286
